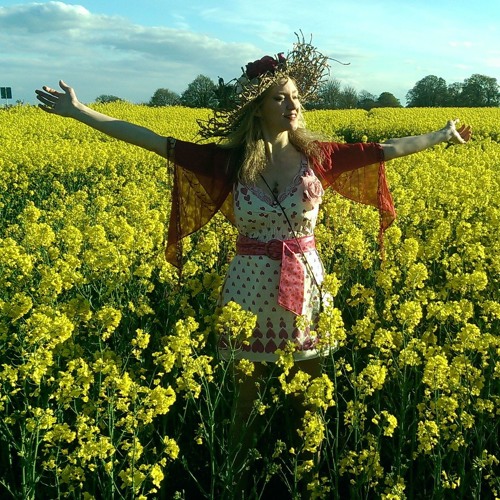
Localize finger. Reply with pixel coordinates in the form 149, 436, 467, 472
42, 85, 63, 97
458, 124, 472, 139
37, 96, 58, 112
59, 80, 71, 92
39, 89, 57, 102
35, 89, 50, 99
36, 88, 59, 112
36, 92, 56, 106
38, 103, 55, 114
36, 87, 55, 97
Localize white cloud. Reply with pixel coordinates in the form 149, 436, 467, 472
0, 2, 261, 103
449, 41, 474, 48
0, 1, 96, 33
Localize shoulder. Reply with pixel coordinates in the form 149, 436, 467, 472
172, 139, 236, 162
172, 139, 242, 179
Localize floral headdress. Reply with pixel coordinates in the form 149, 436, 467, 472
198, 32, 334, 140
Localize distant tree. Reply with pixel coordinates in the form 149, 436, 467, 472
406, 75, 448, 107
460, 74, 500, 107
357, 91, 377, 110
339, 85, 358, 109
316, 79, 342, 109
181, 75, 218, 108
95, 94, 124, 104
149, 88, 180, 107
376, 92, 402, 108
445, 82, 463, 107
214, 77, 237, 110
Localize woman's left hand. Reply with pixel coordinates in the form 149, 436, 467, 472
445, 119, 472, 145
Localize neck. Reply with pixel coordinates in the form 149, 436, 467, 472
262, 130, 293, 162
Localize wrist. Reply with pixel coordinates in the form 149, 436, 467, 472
438, 127, 451, 143
69, 100, 86, 119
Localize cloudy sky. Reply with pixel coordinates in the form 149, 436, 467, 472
1, 0, 499, 105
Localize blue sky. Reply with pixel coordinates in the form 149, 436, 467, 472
0, 0, 499, 105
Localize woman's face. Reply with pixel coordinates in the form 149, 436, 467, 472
257, 79, 301, 137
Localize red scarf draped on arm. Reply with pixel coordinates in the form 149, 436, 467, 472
165, 140, 396, 268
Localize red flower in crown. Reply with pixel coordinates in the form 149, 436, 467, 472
245, 53, 286, 80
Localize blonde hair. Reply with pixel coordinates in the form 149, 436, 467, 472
220, 79, 324, 185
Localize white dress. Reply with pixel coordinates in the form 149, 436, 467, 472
218, 158, 329, 362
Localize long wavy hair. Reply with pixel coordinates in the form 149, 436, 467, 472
219, 78, 325, 185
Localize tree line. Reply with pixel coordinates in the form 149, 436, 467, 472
95, 72, 500, 109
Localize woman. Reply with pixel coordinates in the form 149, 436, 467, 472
34, 37, 470, 362
36, 34, 471, 495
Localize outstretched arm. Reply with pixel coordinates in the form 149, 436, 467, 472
36, 80, 169, 158
380, 119, 472, 161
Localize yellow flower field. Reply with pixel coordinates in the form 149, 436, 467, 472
0, 104, 499, 499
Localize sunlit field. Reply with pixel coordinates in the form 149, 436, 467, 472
1, 104, 499, 499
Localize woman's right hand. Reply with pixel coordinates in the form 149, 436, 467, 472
35, 80, 79, 117
35, 80, 168, 157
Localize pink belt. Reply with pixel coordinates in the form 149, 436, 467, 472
236, 234, 316, 316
